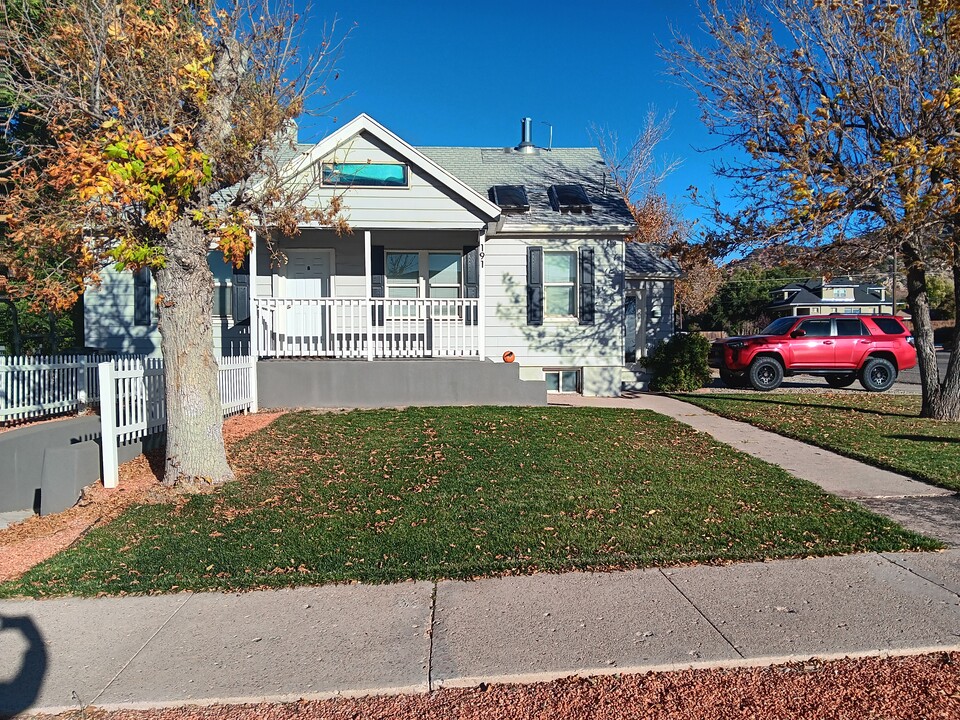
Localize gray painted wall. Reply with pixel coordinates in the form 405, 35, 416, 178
258, 359, 545, 409
0, 416, 149, 514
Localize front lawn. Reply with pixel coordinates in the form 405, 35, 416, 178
676, 393, 960, 492
1, 407, 939, 598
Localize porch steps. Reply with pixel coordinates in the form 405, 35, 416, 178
620, 367, 651, 393
257, 359, 546, 409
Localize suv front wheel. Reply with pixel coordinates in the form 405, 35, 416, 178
859, 357, 897, 392
749, 356, 784, 391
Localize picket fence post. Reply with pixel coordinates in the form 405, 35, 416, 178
98, 360, 119, 488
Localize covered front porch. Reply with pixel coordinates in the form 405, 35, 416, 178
250, 228, 487, 360
254, 296, 482, 358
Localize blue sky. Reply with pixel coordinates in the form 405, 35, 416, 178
299, 1, 727, 223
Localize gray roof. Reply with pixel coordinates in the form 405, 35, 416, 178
625, 242, 681, 277
769, 279, 888, 308
417, 147, 636, 234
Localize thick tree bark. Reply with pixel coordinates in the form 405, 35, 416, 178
155, 217, 234, 488
903, 241, 960, 421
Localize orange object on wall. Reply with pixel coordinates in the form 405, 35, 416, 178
502, 350, 516, 363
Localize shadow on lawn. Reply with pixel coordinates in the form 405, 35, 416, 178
885, 434, 960, 444
684, 393, 919, 419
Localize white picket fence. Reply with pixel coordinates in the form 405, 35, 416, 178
98, 355, 254, 488
0, 354, 116, 425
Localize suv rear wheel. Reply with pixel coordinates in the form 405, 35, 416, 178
825, 374, 857, 388
859, 357, 897, 392
749, 357, 784, 391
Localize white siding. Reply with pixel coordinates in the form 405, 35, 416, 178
84, 267, 163, 356
297, 133, 487, 230
85, 266, 250, 357
483, 235, 626, 396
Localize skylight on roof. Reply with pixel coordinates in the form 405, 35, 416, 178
549, 184, 592, 213
490, 185, 530, 212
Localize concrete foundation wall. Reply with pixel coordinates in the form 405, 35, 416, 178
0, 416, 149, 515
257, 359, 546, 409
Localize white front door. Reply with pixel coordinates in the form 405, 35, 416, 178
285, 249, 332, 297
284, 249, 333, 350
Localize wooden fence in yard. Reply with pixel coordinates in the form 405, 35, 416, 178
0, 354, 116, 425
98, 355, 254, 487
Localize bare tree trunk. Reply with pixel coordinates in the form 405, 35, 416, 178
903, 242, 960, 421
155, 217, 234, 488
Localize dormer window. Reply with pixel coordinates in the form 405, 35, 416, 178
321, 162, 408, 187
548, 184, 592, 213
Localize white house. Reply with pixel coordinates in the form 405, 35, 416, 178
83, 114, 679, 405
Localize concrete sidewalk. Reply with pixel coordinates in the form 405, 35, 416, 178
552, 394, 960, 547
1, 551, 959, 716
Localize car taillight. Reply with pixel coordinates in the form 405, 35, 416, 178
906, 335, 915, 347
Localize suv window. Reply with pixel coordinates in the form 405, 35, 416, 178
871, 317, 906, 335
760, 317, 800, 335
797, 318, 832, 337
835, 318, 868, 336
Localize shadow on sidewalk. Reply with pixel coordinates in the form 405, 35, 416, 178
0, 615, 48, 719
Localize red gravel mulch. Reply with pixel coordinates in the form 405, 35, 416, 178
30, 652, 960, 720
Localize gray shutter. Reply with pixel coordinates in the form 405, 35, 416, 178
134, 268, 151, 326
232, 260, 250, 324
371, 246, 385, 298
463, 245, 479, 326
527, 246, 543, 326
370, 245, 385, 326
579, 247, 595, 325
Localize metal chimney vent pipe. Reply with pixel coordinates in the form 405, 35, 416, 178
517, 117, 535, 153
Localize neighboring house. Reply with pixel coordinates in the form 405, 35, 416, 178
84, 114, 679, 403
768, 277, 892, 317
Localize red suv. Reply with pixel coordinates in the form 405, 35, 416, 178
709, 315, 916, 392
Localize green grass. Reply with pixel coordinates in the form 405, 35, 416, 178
0, 407, 940, 598
675, 393, 960, 492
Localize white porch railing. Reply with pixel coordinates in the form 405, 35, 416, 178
98, 355, 254, 488
255, 297, 481, 359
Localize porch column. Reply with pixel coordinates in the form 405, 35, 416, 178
364, 229, 374, 361
478, 227, 486, 360
248, 229, 260, 412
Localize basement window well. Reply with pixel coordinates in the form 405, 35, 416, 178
544, 368, 580, 394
